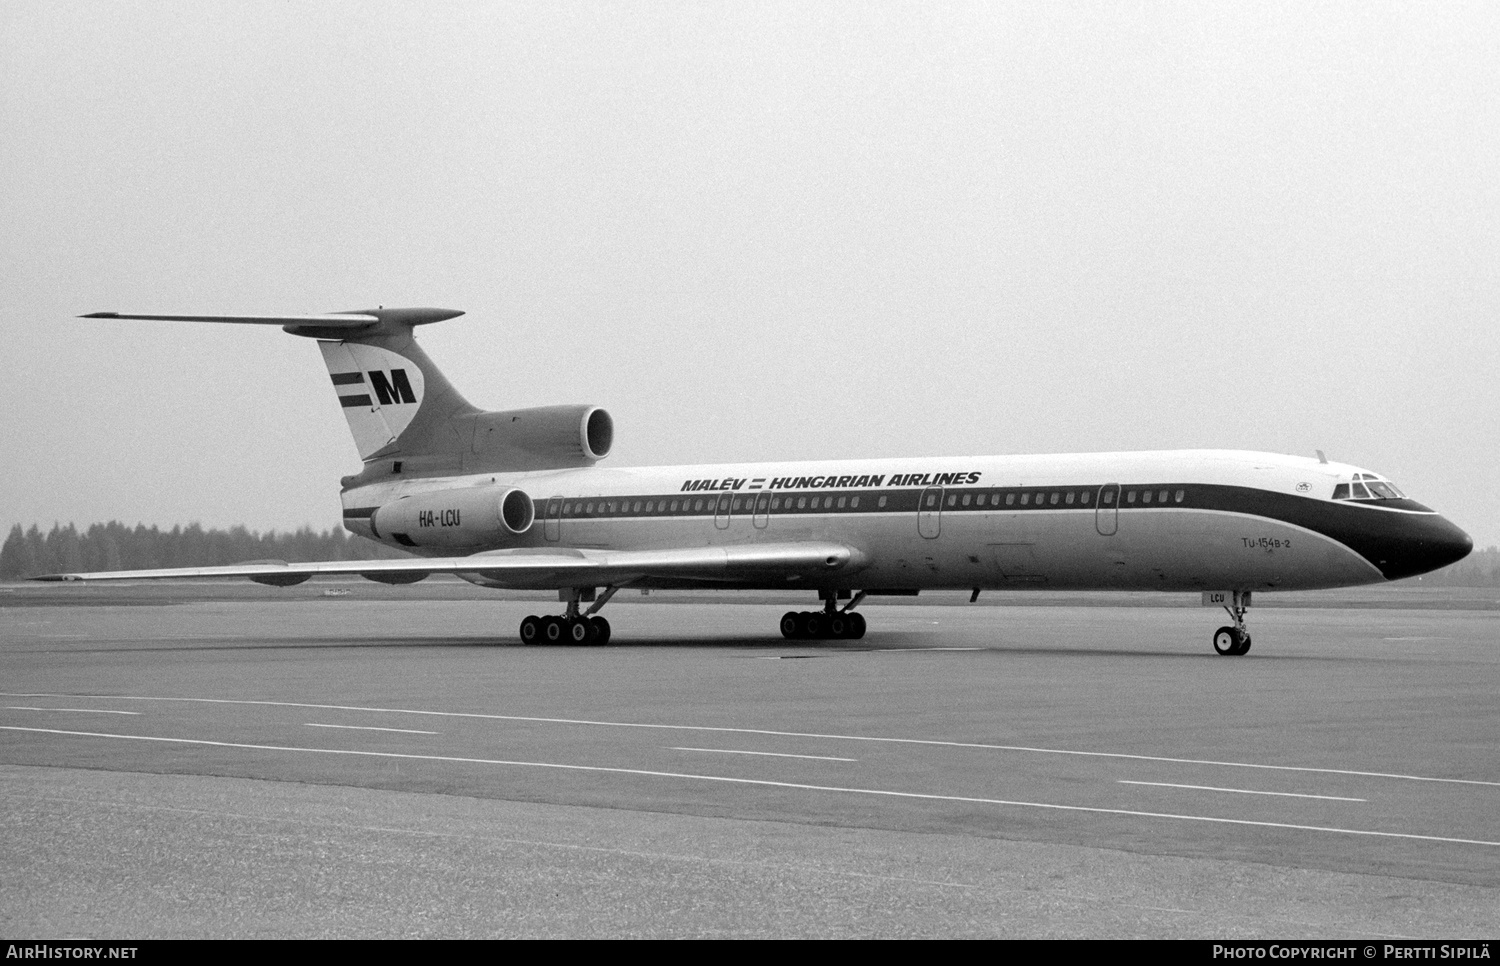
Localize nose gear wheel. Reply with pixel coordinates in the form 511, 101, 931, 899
1212, 591, 1253, 656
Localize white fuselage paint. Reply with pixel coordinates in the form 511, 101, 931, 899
342, 449, 1396, 593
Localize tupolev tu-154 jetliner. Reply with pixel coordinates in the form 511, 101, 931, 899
40, 307, 1472, 655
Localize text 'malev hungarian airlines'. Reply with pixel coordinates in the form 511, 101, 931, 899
45, 308, 1471, 654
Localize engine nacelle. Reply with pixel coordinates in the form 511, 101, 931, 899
466, 404, 613, 472
371, 485, 534, 550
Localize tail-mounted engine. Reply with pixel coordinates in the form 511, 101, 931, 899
464, 404, 613, 473
371, 485, 534, 550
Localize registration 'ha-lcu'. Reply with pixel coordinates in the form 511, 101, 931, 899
41, 308, 1473, 655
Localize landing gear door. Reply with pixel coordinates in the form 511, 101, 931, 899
544, 496, 562, 542
1095, 483, 1120, 536
918, 485, 943, 539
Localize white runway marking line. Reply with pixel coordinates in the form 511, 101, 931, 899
305, 723, 440, 736
672, 747, 858, 762
5, 706, 141, 716
5, 691, 1498, 789
1118, 781, 1366, 802
6, 725, 1499, 850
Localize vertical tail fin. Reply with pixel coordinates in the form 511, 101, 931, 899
309, 310, 478, 462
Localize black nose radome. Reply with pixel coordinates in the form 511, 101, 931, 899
1380, 515, 1473, 581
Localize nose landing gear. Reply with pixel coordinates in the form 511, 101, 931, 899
520, 586, 617, 646
1212, 591, 1252, 656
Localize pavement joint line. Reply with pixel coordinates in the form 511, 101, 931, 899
1118, 781, 1367, 802
671, 747, 859, 762
5, 691, 1497, 789
5, 725, 1500, 850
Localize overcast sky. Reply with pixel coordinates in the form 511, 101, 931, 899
3, 1, 1496, 548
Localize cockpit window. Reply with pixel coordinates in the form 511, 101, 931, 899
1333, 476, 1406, 501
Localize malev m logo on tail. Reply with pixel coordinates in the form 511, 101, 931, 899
329, 368, 416, 407
318, 341, 427, 458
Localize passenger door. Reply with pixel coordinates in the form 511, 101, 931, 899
751, 491, 771, 529
918, 485, 944, 539
1095, 484, 1119, 536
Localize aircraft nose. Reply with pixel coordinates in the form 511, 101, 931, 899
1383, 515, 1473, 581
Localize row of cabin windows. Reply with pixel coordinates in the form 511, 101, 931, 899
562, 494, 880, 515
556, 487, 1190, 518
936, 488, 1185, 508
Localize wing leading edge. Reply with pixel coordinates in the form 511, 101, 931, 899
31, 542, 864, 589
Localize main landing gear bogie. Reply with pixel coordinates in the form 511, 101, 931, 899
519, 613, 612, 646
780, 610, 867, 640
520, 585, 621, 646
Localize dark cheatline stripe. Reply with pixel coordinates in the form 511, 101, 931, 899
1189, 484, 1461, 580
342, 507, 377, 519
330, 371, 365, 386
339, 394, 373, 408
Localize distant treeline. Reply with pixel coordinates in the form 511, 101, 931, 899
2, 520, 1496, 586
0, 521, 406, 579
1404, 544, 1500, 587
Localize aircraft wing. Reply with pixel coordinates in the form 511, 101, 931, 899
31, 542, 864, 589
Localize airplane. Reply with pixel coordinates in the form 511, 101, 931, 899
37, 307, 1472, 655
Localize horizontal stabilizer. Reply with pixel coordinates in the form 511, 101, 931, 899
81, 311, 380, 327
31, 541, 865, 590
